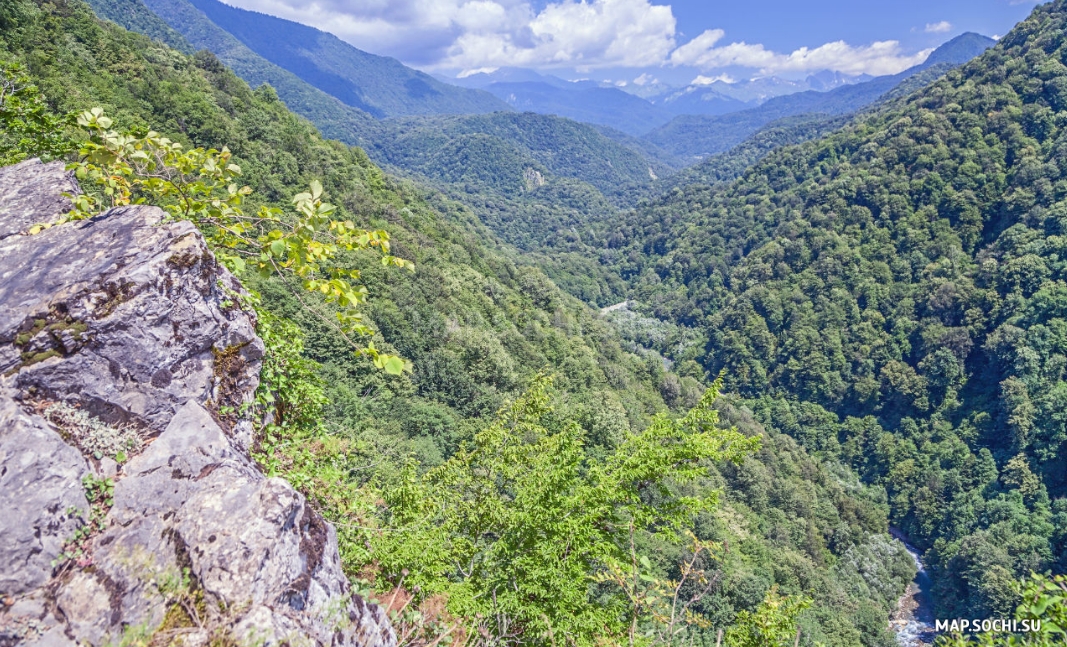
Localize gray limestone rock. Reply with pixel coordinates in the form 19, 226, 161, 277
0, 393, 90, 596
0, 159, 79, 240
0, 160, 395, 647
0, 202, 263, 443
78, 401, 395, 647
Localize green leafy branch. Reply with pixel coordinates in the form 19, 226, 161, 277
595, 528, 722, 647
374, 375, 762, 645
42, 108, 412, 374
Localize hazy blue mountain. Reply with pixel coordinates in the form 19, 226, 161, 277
653, 85, 756, 117
922, 30, 1000, 65
644, 32, 996, 160
126, 0, 509, 118
481, 81, 673, 135
648, 72, 870, 117
804, 70, 873, 91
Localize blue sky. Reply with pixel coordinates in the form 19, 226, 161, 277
669, 1, 1035, 51
222, 0, 1044, 84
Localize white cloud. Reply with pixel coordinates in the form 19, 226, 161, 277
670, 28, 933, 76
632, 72, 657, 85
925, 21, 952, 33
219, 0, 934, 76
222, 0, 675, 71
692, 73, 735, 85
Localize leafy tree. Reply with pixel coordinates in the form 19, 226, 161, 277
373, 376, 761, 645
0, 62, 73, 164
726, 587, 812, 647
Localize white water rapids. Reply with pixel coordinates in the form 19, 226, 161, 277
890, 529, 938, 646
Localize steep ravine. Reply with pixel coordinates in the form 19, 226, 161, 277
0, 159, 396, 647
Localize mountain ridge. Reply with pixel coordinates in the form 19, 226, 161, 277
182, 0, 510, 117
644, 31, 997, 160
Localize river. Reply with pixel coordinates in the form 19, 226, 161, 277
889, 529, 938, 646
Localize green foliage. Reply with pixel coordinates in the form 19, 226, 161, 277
81, 0, 193, 53
2, 1, 925, 644
936, 573, 1067, 646
254, 308, 328, 433
0, 62, 73, 164
55, 475, 115, 568
379, 112, 666, 198
373, 376, 759, 645
658, 114, 848, 194
726, 587, 812, 647
596, 530, 722, 647
59, 107, 412, 370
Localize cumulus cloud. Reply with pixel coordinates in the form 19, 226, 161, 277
222, 0, 675, 71
670, 28, 933, 76
925, 21, 952, 33
449, 0, 676, 71
219, 0, 934, 76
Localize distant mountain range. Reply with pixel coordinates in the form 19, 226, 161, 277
480, 81, 678, 136
85, 0, 673, 207
645, 31, 996, 159
436, 37, 991, 138
88, 0, 996, 177
446, 68, 875, 135
106, 0, 509, 118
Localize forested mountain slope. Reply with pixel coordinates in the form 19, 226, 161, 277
86, 0, 383, 148
376, 111, 670, 198
91, 0, 507, 119
657, 114, 851, 192
0, 0, 917, 644
182, 0, 508, 117
644, 32, 996, 161
364, 110, 680, 308
606, 0, 1067, 619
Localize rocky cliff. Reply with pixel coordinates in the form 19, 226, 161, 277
0, 159, 396, 647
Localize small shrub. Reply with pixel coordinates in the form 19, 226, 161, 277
45, 402, 142, 461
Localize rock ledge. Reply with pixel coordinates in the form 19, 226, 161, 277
0, 160, 395, 647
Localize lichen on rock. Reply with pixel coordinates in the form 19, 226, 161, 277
0, 160, 396, 647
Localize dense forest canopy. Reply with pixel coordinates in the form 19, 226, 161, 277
593, 0, 1067, 622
